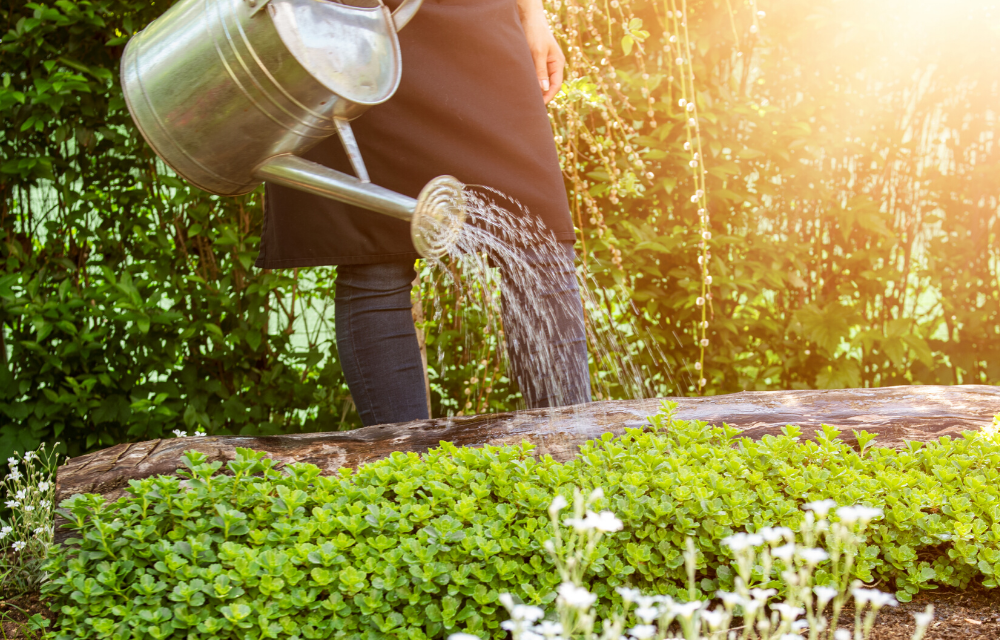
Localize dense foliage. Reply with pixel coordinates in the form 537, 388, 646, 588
0, 0, 360, 462
548, 0, 1000, 395
2, 0, 998, 460
41, 408, 1000, 638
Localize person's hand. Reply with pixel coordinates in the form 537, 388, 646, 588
517, 0, 565, 104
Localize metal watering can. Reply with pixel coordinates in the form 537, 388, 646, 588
121, 0, 465, 258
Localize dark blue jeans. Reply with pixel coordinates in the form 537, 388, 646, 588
334, 242, 591, 426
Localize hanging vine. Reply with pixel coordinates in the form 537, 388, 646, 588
544, 0, 762, 394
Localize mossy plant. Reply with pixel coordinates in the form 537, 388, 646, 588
40, 405, 1000, 639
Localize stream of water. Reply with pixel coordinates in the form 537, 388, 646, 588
419, 187, 686, 413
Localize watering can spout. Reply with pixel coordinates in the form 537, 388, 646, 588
255, 156, 465, 258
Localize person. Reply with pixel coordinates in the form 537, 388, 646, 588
254, 0, 591, 426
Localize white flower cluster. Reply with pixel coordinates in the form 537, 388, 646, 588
463, 490, 934, 640
172, 429, 207, 438
562, 510, 623, 533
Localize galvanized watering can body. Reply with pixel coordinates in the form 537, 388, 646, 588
121, 0, 464, 258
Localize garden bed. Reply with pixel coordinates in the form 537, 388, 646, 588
2, 585, 998, 640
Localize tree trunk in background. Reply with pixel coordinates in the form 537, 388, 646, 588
56, 385, 1000, 510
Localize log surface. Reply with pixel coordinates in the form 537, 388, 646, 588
56, 385, 1000, 508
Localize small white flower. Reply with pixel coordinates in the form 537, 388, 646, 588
796, 548, 829, 565
8, 469, 21, 481
759, 526, 793, 544
558, 583, 597, 610
40, 500, 50, 509
33, 527, 45, 536
836, 506, 883, 525
4, 500, 19, 509
38, 481, 50, 492
778, 635, 802, 640
583, 510, 623, 532
23, 451, 36, 463
701, 608, 725, 630
716, 591, 745, 609
12, 540, 26, 551
14, 489, 25, 500
172, 429, 188, 438
696, 297, 705, 306
686, 102, 695, 113
499, 594, 515, 610
589, 487, 605, 502
23, 505, 34, 512
7, 456, 17, 466
721, 532, 764, 551
852, 588, 896, 608
749, 588, 776, 601
193, 430, 206, 437
802, 499, 837, 518
771, 603, 804, 620
510, 604, 545, 622
635, 607, 659, 623
449, 634, 482, 640
678, 98, 687, 108
791, 620, 809, 632
669, 601, 703, 619
548, 495, 568, 515
533, 621, 563, 638
617, 587, 642, 603
913, 608, 934, 627
834, 630, 851, 640
562, 516, 587, 532
628, 625, 657, 640
813, 586, 838, 607
0, 526, 10, 538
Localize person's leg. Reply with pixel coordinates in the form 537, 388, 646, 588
500, 241, 592, 408
334, 261, 429, 426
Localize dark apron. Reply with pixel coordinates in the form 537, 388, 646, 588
254, 0, 576, 268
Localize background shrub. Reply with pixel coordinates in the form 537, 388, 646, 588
42, 408, 1000, 639
2, 0, 998, 461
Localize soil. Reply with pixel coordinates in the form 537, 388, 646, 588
859, 586, 1000, 640
1, 586, 997, 639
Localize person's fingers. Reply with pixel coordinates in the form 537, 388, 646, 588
532, 45, 550, 94
543, 45, 565, 103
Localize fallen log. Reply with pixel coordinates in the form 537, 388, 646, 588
55, 385, 999, 510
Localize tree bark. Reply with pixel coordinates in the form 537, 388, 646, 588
56, 385, 1000, 508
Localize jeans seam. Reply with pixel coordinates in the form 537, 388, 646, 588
342, 285, 380, 426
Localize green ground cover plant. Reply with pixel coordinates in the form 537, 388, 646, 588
36, 407, 1000, 640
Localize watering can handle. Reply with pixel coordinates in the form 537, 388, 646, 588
391, 0, 422, 31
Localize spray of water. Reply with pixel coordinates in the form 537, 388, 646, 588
417, 187, 685, 415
